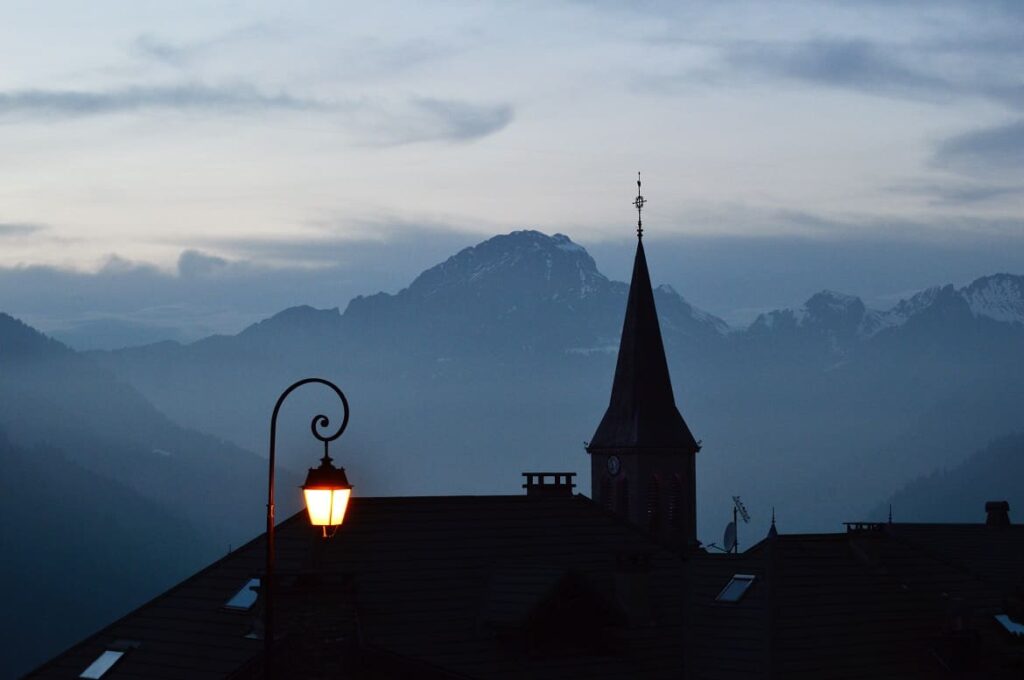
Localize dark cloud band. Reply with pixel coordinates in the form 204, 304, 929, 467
933, 119, 1024, 176
0, 84, 513, 145
0, 222, 46, 237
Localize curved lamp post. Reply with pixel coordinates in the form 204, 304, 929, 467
265, 378, 353, 675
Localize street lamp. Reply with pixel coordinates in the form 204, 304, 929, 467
265, 377, 352, 676
302, 455, 352, 536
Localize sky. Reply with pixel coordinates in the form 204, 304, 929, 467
1, 1, 1022, 342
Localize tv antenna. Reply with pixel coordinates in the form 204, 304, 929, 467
724, 496, 751, 554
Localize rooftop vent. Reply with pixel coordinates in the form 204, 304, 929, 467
986, 500, 1011, 526
522, 472, 576, 498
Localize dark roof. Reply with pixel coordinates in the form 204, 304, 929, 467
688, 525, 1024, 679
588, 238, 699, 453
884, 523, 1024, 594
27, 495, 1024, 679
26, 495, 688, 680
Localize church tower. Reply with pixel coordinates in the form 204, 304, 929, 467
586, 175, 702, 550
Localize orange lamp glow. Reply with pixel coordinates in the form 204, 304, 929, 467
301, 458, 352, 537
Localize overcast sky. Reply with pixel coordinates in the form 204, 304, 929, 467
1, 1, 1022, 342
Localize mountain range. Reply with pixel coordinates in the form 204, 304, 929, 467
86, 231, 1024, 529
3, 229, 1022, 675
0, 313, 302, 675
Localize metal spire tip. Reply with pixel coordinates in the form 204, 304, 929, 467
633, 171, 645, 239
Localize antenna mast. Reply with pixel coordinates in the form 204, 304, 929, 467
731, 496, 751, 554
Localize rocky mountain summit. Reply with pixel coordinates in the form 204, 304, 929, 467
747, 273, 1024, 354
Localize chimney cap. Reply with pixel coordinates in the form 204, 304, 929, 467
521, 472, 576, 497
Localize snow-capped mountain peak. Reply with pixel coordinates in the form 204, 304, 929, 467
961, 274, 1024, 325
749, 273, 1024, 349
750, 289, 869, 338
405, 230, 609, 301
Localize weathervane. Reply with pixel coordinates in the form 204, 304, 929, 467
633, 172, 645, 239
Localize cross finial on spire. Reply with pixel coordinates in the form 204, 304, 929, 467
633, 172, 645, 239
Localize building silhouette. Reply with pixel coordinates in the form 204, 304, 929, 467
26, 222, 1024, 678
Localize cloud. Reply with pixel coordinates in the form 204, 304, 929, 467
98, 254, 161, 276
131, 24, 277, 67
725, 39, 954, 101
776, 208, 1024, 241
0, 84, 322, 118
889, 179, 1024, 206
4, 219, 1024, 347
132, 34, 191, 65
0, 83, 513, 144
193, 219, 480, 267
716, 34, 1024, 110
932, 119, 1024, 176
0, 226, 483, 346
0, 222, 46, 237
178, 250, 230, 278
357, 98, 514, 146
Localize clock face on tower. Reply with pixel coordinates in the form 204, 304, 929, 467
606, 455, 621, 476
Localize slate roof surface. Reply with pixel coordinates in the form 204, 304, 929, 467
26, 501, 1024, 679
26, 494, 686, 680
688, 526, 1024, 679
588, 238, 700, 454
885, 523, 1024, 593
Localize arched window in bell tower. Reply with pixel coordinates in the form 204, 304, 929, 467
647, 475, 661, 529
601, 475, 613, 511
669, 474, 683, 528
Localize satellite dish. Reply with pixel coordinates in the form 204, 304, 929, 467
723, 521, 737, 552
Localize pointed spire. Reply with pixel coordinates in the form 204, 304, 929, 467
768, 507, 778, 538
587, 179, 699, 453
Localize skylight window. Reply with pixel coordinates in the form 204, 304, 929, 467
224, 578, 261, 611
79, 650, 125, 679
716, 574, 756, 602
995, 614, 1024, 637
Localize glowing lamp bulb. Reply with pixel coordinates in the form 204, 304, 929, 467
301, 458, 352, 537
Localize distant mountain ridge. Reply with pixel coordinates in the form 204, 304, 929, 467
94, 233, 1022, 359
0, 312, 307, 675
748, 273, 1024, 352
0, 311, 300, 543
878, 431, 1024, 523
85, 230, 1024, 542
403, 231, 609, 301
323, 230, 727, 358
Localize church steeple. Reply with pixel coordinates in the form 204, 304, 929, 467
587, 175, 701, 550
587, 234, 700, 453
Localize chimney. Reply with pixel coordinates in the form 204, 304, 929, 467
521, 472, 576, 498
985, 500, 1011, 526
614, 551, 653, 627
